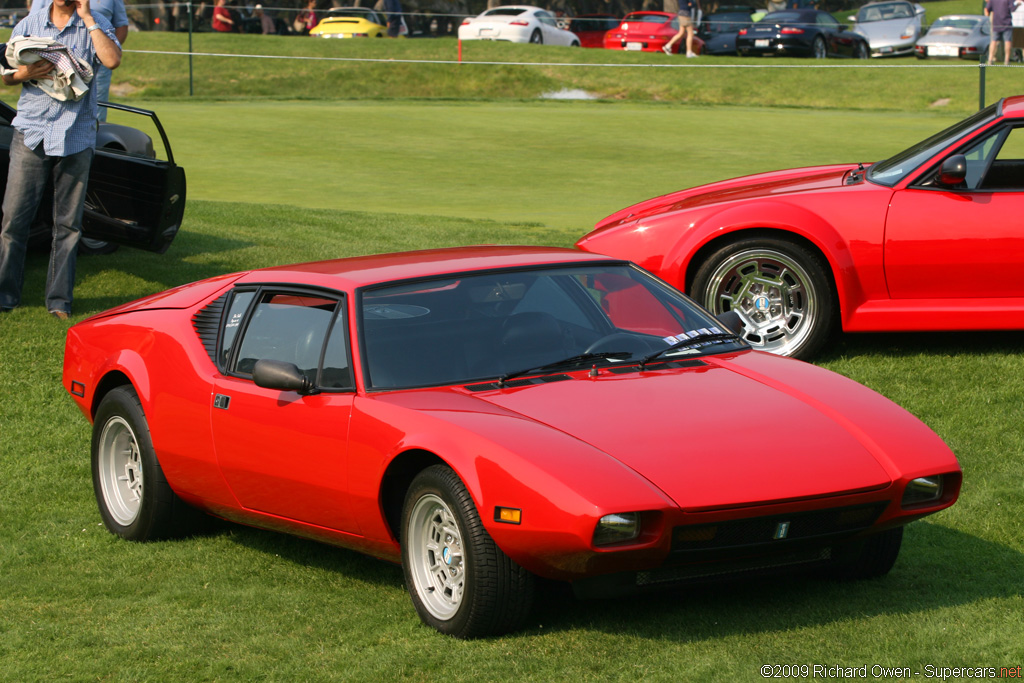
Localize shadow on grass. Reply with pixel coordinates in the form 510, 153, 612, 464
819, 330, 1024, 361
203, 516, 1021, 640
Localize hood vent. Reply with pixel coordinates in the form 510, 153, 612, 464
608, 359, 706, 374
464, 374, 571, 392
191, 293, 229, 366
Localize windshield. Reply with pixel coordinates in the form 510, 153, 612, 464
360, 264, 742, 389
704, 12, 752, 33
931, 16, 981, 30
867, 103, 998, 187
624, 13, 671, 24
856, 2, 912, 22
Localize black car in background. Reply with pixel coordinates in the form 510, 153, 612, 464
0, 101, 186, 255
698, 5, 756, 55
736, 9, 870, 58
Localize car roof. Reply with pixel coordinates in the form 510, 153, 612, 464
1001, 95, 1024, 119
240, 246, 616, 291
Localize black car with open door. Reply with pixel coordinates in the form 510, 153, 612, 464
0, 100, 186, 255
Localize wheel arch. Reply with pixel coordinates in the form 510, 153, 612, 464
379, 448, 447, 544
87, 351, 154, 421
683, 227, 853, 327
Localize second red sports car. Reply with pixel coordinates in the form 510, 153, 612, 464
603, 11, 705, 55
577, 95, 1024, 359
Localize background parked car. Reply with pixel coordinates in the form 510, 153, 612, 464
698, 5, 756, 55
849, 0, 925, 57
914, 14, 991, 60
604, 11, 705, 55
568, 13, 620, 48
308, 8, 388, 38
458, 6, 580, 45
737, 9, 870, 58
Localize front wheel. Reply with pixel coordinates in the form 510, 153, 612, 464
812, 35, 827, 59
402, 465, 535, 638
691, 237, 836, 359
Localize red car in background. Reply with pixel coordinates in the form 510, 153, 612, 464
604, 11, 705, 54
65, 246, 960, 638
577, 95, 1024, 359
568, 13, 620, 48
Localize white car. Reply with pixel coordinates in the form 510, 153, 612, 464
849, 0, 925, 57
458, 5, 580, 46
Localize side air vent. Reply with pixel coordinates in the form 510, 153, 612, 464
191, 293, 228, 365
464, 374, 572, 392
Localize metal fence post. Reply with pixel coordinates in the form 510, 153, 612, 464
188, 1, 194, 97
979, 62, 985, 111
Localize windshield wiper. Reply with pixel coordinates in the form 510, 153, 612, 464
498, 351, 632, 387
638, 332, 743, 370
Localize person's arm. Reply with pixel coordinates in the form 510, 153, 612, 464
76, 0, 122, 68
2, 59, 54, 86
115, 25, 128, 44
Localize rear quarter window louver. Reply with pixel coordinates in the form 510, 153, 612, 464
191, 293, 228, 366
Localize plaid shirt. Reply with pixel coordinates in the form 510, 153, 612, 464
10, 2, 116, 156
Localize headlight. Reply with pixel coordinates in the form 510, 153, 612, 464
901, 24, 915, 39
593, 512, 641, 546
902, 476, 944, 508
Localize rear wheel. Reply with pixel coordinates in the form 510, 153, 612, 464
402, 465, 535, 638
92, 386, 199, 541
530, 29, 543, 44
691, 237, 836, 359
813, 35, 827, 59
854, 41, 869, 59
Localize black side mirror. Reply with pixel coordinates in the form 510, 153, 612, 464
716, 310, 745, 336
253, 358, 314, 394
937, 154, 967, 187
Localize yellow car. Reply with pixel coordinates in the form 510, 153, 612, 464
308, 8, 388, 38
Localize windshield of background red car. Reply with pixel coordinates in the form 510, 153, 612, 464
867, 103, 997, 187
624, 13, 671, 23
359, 264, 733, 389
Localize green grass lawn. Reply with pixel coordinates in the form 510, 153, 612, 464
0, 33, 1023, 682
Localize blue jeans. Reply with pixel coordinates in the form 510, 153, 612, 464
0, 131, 94, 314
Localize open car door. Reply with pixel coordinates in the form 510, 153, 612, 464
0, 100, 186, 255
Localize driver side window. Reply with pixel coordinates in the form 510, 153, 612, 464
968, 126, 1024, 190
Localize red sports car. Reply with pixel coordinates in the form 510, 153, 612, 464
577, 96, 1024, 359
568, 13, 621, 48
604, 11, 705, 54
64, 246, 960, 638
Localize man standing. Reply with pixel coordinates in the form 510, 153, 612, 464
986, 0, 1022, 64
0, 0, 121, 319
663, 0, 700, 57
30, 0, 127, 121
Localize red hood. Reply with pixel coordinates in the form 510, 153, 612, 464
386, 351, 915, 512
591, 164, 859, 233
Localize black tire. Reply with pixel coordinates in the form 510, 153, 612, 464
530, 29, 543, 44
826, 527, 903, 580
401, 465, 535, 638
854, 41, 869, 59
812, 35, 827, 59
78, 238, 120, 256
691, 236, 836, 359
91, 386, 198, 541
570, 39, 580, 47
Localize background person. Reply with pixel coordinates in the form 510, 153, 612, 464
986, 0, 1022, 64
212, 0, 236, 31
0, 0, 121, 319
663, 0, 700, 57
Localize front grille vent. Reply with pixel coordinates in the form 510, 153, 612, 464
191, 293, 228, 366
671, 502, 888, 555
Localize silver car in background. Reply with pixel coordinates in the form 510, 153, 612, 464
914, 15, 991, 60
849, 0, 925, 56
